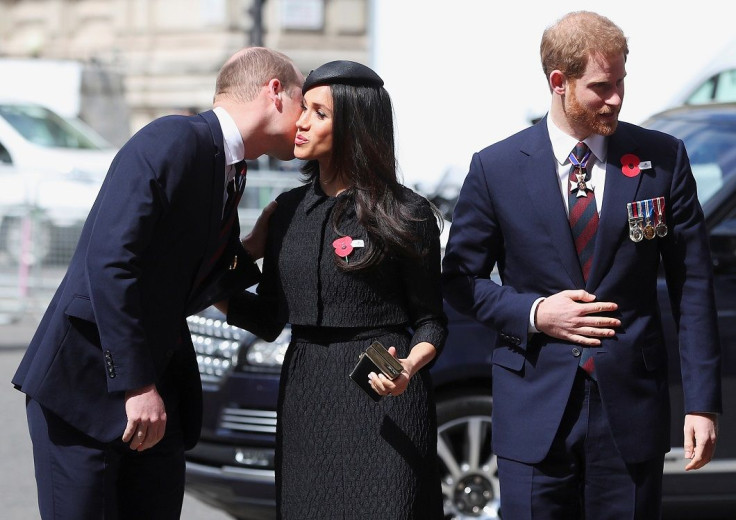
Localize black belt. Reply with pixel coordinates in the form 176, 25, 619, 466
290, 324, 410, 344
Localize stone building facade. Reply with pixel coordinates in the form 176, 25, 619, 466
0, 0, 370, 140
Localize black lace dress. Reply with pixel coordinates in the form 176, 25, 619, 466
227, 181, 447, 519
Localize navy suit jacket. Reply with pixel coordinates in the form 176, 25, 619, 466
442, 117, 722, 464
12, 110, 260, 448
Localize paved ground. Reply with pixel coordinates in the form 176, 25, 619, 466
0, 313, 231, 519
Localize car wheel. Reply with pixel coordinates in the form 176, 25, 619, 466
437, 394, 500, 519
2, 216, 51, 265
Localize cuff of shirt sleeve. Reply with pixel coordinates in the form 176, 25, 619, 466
528, 297, 546, 334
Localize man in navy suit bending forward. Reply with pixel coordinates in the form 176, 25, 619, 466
13, 47, 304, 519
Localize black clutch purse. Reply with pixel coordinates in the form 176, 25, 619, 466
349, 341, 404, 401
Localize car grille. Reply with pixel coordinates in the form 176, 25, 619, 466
219, 407, 278, 434
187, 314, 248, 384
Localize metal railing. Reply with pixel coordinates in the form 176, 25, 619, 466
237, 169, 303, 231
0, 170, 302, 324
0, 209, 76, 322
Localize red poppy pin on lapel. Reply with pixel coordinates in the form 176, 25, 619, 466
621, 154, 652, 177
332, 236, 364, 263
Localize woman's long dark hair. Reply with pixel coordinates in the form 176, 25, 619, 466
301, 83, 438, 271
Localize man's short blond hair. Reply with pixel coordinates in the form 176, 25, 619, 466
215, 47, 302, 102
540, 11, 629, 80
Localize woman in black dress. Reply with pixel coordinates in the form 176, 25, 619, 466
222, 61, 447, 519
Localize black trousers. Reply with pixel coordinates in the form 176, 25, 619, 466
497, 372, 665, 520
26, 398, 185, 520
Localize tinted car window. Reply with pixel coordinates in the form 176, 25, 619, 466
0, 141, 10, 164
0, 103, 109, 150
644, 115, 736, 204
714, 70, 736, 103
686, 69, 736, 105
687, 77, 717, 104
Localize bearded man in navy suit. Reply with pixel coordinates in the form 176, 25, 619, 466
12, 47, 304, 519
442, 11, 721, 519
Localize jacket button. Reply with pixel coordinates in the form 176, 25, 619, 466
572, 347, 581, 357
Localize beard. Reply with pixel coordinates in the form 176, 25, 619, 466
565, 84, 620, 137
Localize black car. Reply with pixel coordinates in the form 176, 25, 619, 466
185, 104, 736, 519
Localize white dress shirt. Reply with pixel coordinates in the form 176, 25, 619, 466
528, 118, 611, 332
546, 116, 608, 215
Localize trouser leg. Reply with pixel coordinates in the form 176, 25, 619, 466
26, 397, 120, 520
584, 380, 664, 519
497, 373, 664, 520
117, 430, 186, 520
497, 372, 588, 520
27, 397, 186, 520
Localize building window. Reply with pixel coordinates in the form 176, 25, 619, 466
280, 0, 325, 31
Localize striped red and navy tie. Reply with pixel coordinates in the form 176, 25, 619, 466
568, 142, 598, 379
568, 142, 598, 281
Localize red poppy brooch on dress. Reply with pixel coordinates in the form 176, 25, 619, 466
332, 236, 364, 263
620, 153, 652, 177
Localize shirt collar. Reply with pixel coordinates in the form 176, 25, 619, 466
546, 116, 608, 166
213, 106, 245, 166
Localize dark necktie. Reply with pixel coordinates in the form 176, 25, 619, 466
193, 160, 247, 290
223, 160, 247, 224
568, 142, 598, 281
567, 142, 599, 379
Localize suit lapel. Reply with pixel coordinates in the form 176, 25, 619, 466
586, 127, 642, 288
190, 110, 227, 292
520, 120, 585, 287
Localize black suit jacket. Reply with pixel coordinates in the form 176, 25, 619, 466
13, 110, 260, 448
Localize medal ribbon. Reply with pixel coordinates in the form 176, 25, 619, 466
627, 201, 639, 220
655, 196, 665, 221
568, 148, 592, 172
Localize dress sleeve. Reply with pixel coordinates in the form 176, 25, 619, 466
400, 200, 448, 357
659, 138, 721, 414
227, 200, 288, 342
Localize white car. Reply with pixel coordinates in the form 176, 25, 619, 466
0, 100, 117, 178
0, 101, 117, 264
669, 38, 736, 106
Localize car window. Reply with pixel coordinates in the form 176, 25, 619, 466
714, 70, 736, 103
686, 69, 736, 105
0, 141, 11, 164
0, 103, 109, 150
643, 117, 736, 205
687, 77, 717, 104
684, 126, 736, 203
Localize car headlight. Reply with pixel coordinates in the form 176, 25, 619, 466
188, 313, 251, 382
193, 337, 241, 380
244, 328, 290, 367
